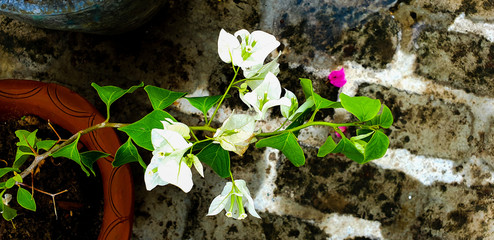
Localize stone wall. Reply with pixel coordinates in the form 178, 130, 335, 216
0, 0, 493, 239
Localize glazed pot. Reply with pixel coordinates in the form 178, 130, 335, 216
0, 0, 166, 34
0, 79, 134, 240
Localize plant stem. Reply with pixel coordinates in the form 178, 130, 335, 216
19, 122, 128, 179
189, 126, 217, 133
190, 130, 200, 142
207, 66, 240, 126
308, 109, 318, 122
255, 121, 361, 138
273, 119, 289, 132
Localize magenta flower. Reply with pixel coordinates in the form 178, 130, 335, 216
328, 68, 346, 88
335, 126, 347, 138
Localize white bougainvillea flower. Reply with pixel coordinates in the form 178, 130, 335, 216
157, 150, 194, 193
207, 180, 260, 220
213, 113, 256, 156
234, 29, 280, 69
218, 29, 242, 66
184, 153, 204, 178
161, 118, 191, 140
147, 128, 194, 192
218, 29, 280, 70
144, 159, 168, 191
151, 128, 192, 156
280, 89, 298, 120
240, 72, 291, 120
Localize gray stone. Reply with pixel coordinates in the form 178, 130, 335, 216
358, 84, 474, 161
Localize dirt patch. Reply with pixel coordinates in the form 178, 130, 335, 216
0, 115, 103, 240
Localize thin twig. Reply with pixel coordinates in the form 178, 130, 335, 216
48, 120, 63, 143
18, 182, 68, 220
31, 170, 34, 198
19, 122, 128, 179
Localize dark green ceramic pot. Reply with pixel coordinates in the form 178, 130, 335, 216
0, 0, 166, 34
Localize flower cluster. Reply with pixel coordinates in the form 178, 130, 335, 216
143, 29, 356, 220
146, 29, 299, 219
1, 27, 392, 225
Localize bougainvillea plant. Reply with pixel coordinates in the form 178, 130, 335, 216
0, 28, 393, 222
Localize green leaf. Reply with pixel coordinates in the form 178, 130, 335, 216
255, 132, 305, 167
299, 79, 341, 111
13, 146, 34, 169
50, 134, 89, 176
365, 114, 381, 126
80, 151, 110, 176
332, 138, 365, 163
3, 174, 21, 189
299, 78, 314, 99
356, 129, 374, 142
91, 82, 144, 120
5, 178, 16, 188
113, 138, 146, 169
17, 187, 36, 211
196, 143, 230, 178
2, 204, 17, 221
317, 135, 337, 157
185, 95, 225, 117
313, 93, 340, 110
118, 110, 175, 151
36, 140, 57, 151
352, 139, 367, 154
286, 107, 312, 137
380, 105, 393, 128
351, 131, 375, 141
15, 130, 38, 149
144, 85, 187, 110
364, 131, 389, 163
340, 93, 381, 122
0, 168, 17, 178
12, 174, 22, 183
289, 97, 314, 120
192, 140, 213, 152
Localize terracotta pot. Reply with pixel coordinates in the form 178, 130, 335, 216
0, 79, 134, 240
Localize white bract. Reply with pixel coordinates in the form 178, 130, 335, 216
207, 180, 260, 220
242, 53, 280, 81
145, 124, 195, 192
144, 159, 167, 191
280, 89, 298, 120
161, 118, 190, 140
240, 72, 291, 120
213, 113, 256, 156
217, 29, 280, 70
184, 153, 204, 178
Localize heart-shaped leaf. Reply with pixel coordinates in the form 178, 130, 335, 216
256, 132, 305, 167
144, 85, 187, 110
196, 143, 230, 178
